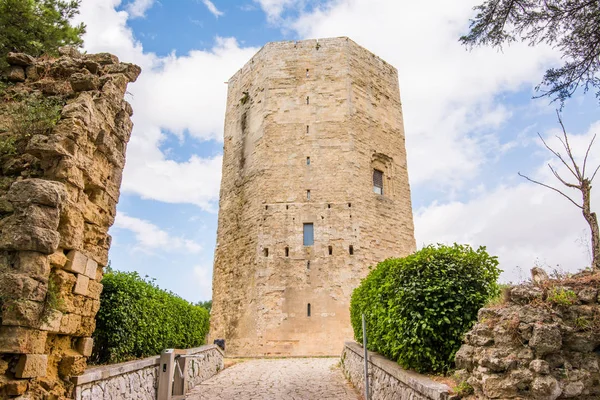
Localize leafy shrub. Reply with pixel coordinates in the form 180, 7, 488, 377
92, 270, 210, 364
350, 244, 501, 373
547, 287, 577, 306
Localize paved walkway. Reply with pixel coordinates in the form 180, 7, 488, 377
187, 358, 361, 400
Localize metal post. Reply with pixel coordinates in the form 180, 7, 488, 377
362, 313, 369, 400
158, 349, 175, 400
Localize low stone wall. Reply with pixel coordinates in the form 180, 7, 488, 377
341, 342, 451, 400
72, 344, 223, 399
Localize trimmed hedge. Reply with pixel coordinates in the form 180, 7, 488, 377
350, 244, 500, 373
92, 270, 210, 364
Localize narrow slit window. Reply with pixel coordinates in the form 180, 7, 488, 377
306, 69, 309, 77
303, 223, 314, 246
285, 247, 289, 257
265, 205, 268, 210
307, 303, 311, 317
306, 96, 309, 105
373, 169, 384, 195
349, 245, 354, 255
306, 125, 309, 134
307, 190, 311, 200
328, 245, 332, 255
306, 157, 311, 165
328, 204, 331, 209
307, 260, 310, 269
264, 248, 269, 257
286, 205, 289, 210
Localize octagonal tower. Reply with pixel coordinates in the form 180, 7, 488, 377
210, 37, 416, 356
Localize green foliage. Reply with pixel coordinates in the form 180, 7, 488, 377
454, 380, 474, 397
0, 0, 85, 68
10, 94, 63, 136
92, 270, 210, 364
350, 244, 501, 373
547, 287, 577, 306
197, 300, 212, 313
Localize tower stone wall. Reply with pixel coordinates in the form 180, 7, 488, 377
210, 37, 415, 357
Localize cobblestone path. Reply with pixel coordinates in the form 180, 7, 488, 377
186, 358, 361, 400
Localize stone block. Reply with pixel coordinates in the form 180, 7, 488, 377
84, 258, 98, 279
0, 222, 60, 254
76, 316, 96, 337
5, 379, 28, 396
531, 375, 561, 400
6, 52, 35, 66
64, 250, 87, 274
51, 269, 77, 296
6, 179, 67, 208
15, 204, 61, 231
39, 309, 63, 332
73, 274, 90, 296
15, 354, 48, 378
58, 355, 86, 378
69, 72, 100, 92
15, 251, 51, 279
76, 337, 94, 356
59, 207, 85, 250
25, 65, 39, 81
48, 250, 68, 268
87, 280, 103, 300
59, 313, 82, 335
530, 324, 562, 357
0, 326, 47, 353
1, 300, 44, 328
7, 66, 25, 82
0, 273, 47, 302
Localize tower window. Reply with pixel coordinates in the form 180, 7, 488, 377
307, 190, 311, 200
306, 157, 311, 165
306, 69, 309, 77
349, 245, 354, 255
264, 248, 269, 257
285, 247, 289, 257
265, 205, 268, 210
306, 125, 309, 134
306, 96, 309, 105
303, 223, 314, 246
307, 260, 310, 269
328, 245, 332, 255
307, 303, 311, 317
373, 169, 384, 195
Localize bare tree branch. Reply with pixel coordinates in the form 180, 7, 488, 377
591, 164, 600, 183
548, 164, 580, 188
537, 132, 580, 181
556, 110, 583, 179
582, 133, 597, 177
518, 172, 583, 209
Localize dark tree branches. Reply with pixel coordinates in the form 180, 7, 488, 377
519, 111, 600, 269
461, 0, 600, 104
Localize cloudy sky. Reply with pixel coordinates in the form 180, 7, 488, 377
75, 0, 599, 302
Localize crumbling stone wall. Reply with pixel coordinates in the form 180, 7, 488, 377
0, 48, 139, 398
455, 270, 600, 399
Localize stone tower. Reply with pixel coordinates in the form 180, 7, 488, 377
210, 37, 415, 357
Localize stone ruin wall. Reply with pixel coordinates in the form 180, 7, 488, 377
210, 37, 415, 357
455, 271, 600, 399
0, 48, 139, 398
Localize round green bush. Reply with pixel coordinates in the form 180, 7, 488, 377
350, 244, 500, 373
92, 270, 210, 364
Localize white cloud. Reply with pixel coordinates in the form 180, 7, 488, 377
114, 212, 203, 253
126, 0, 156, 18
253, 0, 298, 21
78, 0, 258, 211
201, 0, 223, 17
415, 120, 600, 282
193, 265, 213, 301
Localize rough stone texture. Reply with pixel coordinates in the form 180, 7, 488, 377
187, 357, 359, 400
72, 345, 223, 400
0, 48, 139, 398
210, 37, 416, 357
455, 272, 600, 399
341, 342, 451, 400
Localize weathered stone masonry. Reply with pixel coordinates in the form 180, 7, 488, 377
0, 48, 139, 398
210, 37, 416, 357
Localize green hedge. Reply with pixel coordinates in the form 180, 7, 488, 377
92, 270, 210, 364
350, 244, 500, 373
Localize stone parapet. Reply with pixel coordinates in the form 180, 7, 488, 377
341, 341, 451, 400
72, 345, 224, 400
0, 47, 139, 398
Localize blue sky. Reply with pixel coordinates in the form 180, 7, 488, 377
75, 0, 599, 302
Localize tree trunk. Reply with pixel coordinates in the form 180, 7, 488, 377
582, 181, 600, 269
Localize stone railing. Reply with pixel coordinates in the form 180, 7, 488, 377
341, 342, 452, 400
72, 344, 224, 400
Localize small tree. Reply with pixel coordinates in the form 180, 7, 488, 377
0, 0, 85, 67
460, 0, 600, 105
519, 111, 599, 269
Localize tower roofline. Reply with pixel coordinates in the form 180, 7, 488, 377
227, 36, 397, 83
